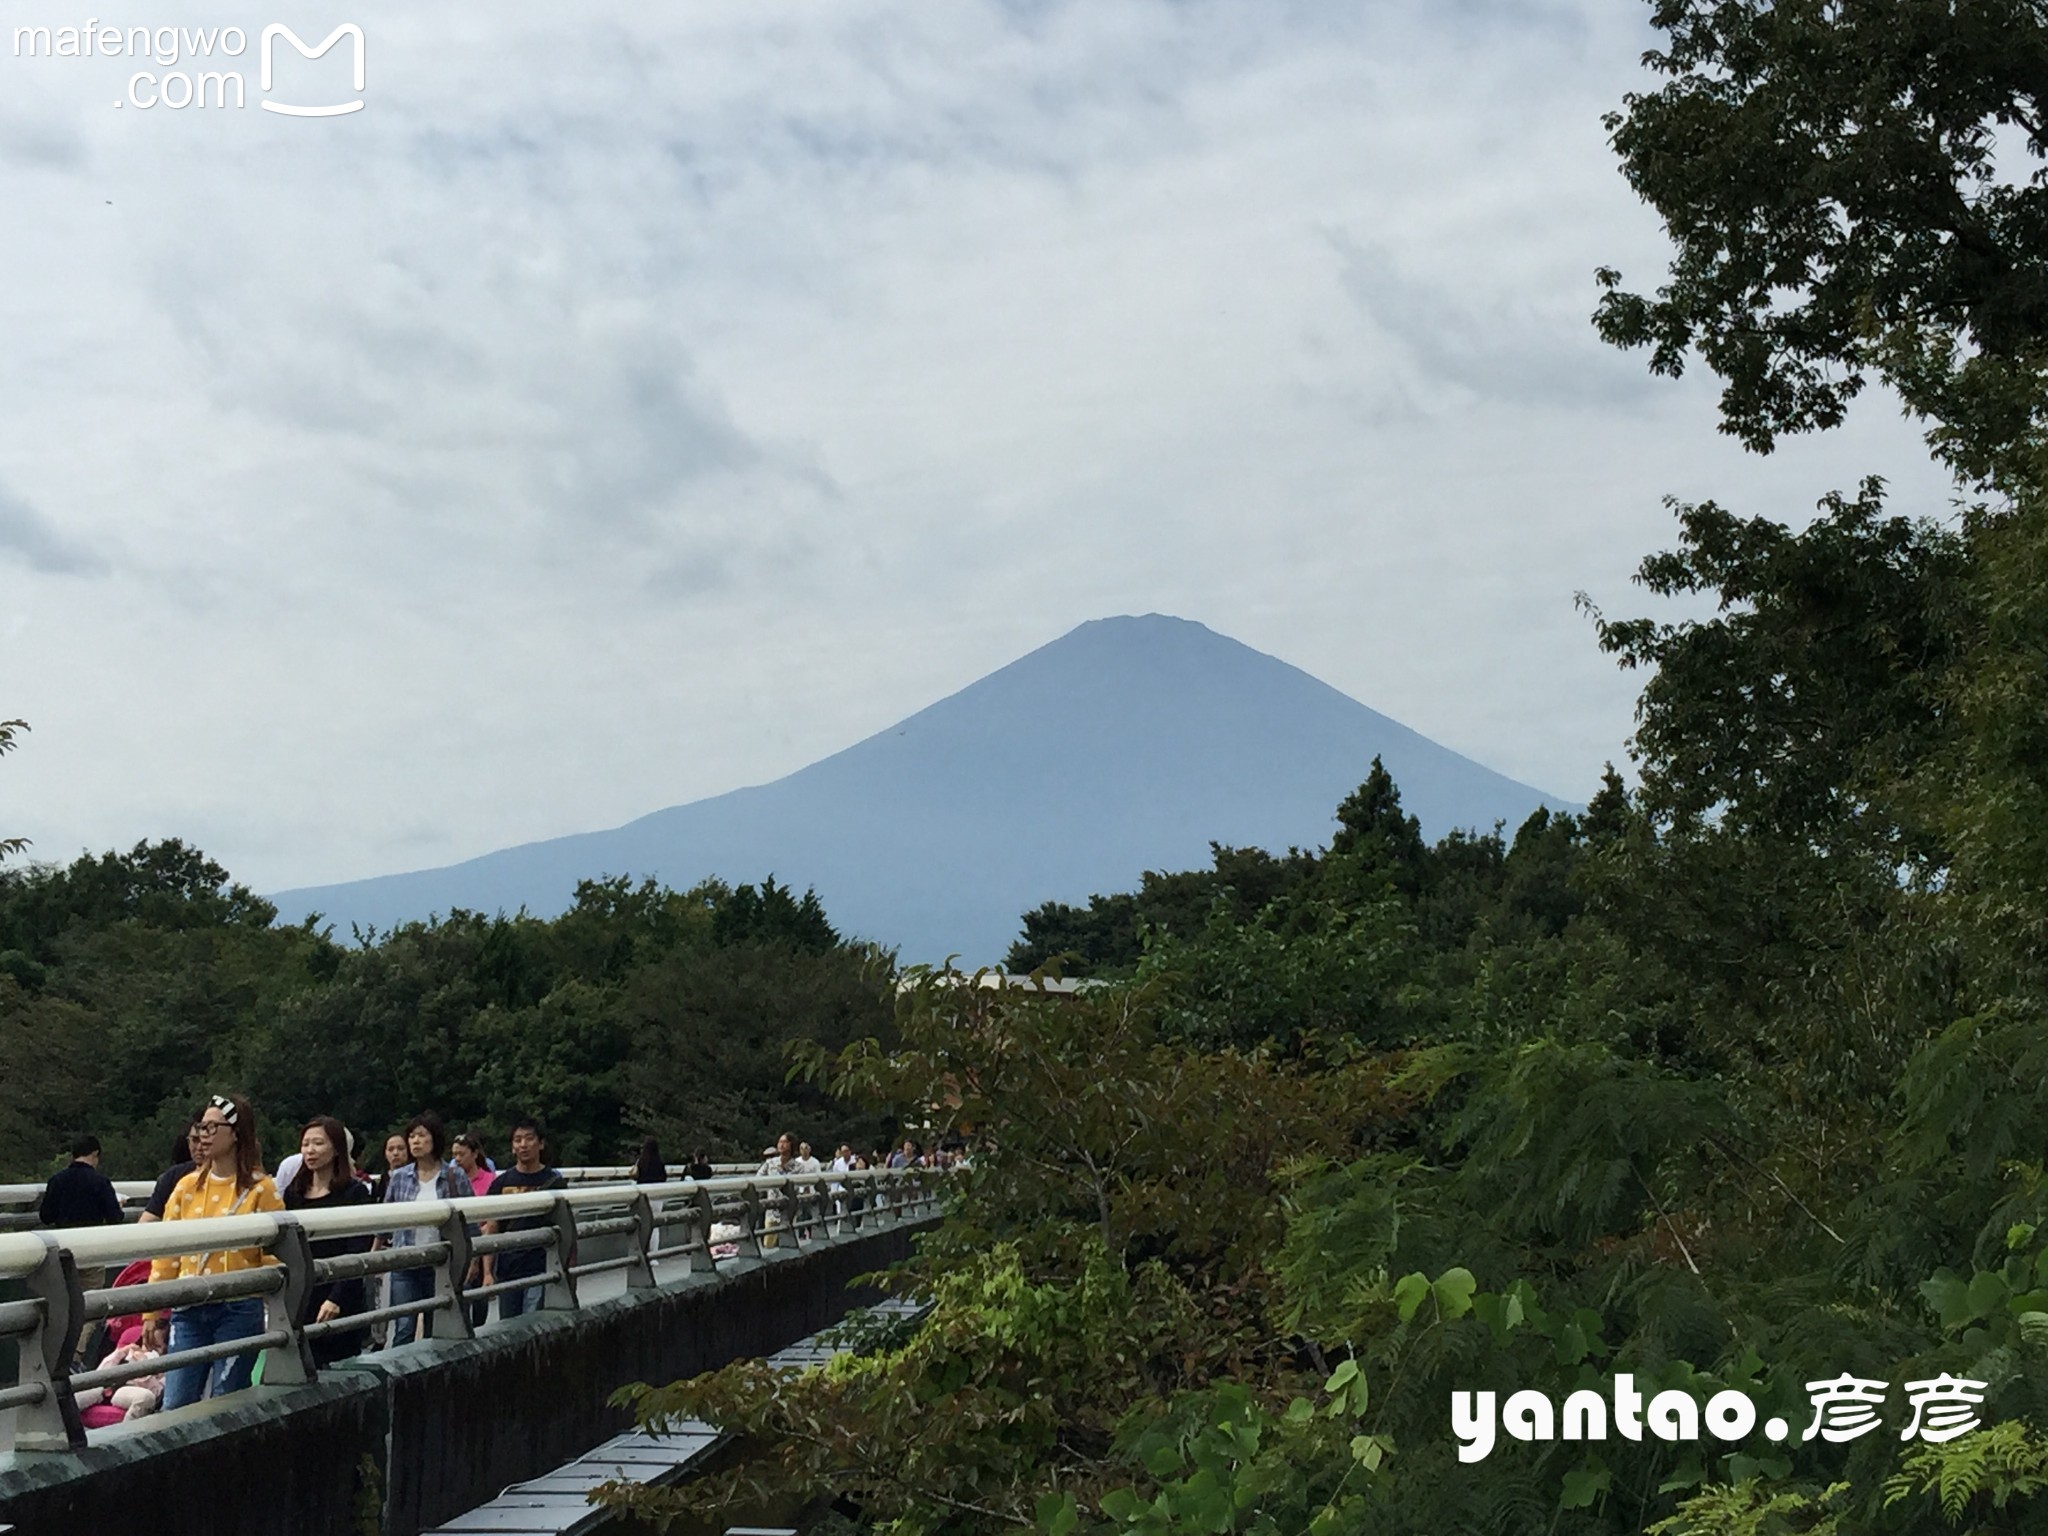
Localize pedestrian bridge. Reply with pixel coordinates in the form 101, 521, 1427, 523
0, 1168, 943, 1536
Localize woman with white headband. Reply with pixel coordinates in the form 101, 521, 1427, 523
140, 1091, 284, 1408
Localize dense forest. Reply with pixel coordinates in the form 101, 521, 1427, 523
0, 843, 897, 1179
591, 4, 2048, 1534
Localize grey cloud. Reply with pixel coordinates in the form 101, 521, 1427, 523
147, 240, 789, 535
531, 332, 766, 526
0, 482, 109, 576
0, 110, 85, 170
639, 551, 734, 600
1328, 230, 1643, 411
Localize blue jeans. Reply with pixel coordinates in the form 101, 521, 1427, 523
496, 1280, 541, 1319
161, 1299, 266, 1410
387, 1264, 435, 1347
495, 1256, 545, 1320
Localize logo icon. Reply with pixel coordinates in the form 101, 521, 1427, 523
259, 22, 362, 116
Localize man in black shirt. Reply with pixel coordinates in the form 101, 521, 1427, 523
481, 1117, 568, 1320
40, 1135, 124, 1230
41, 1135, 125, 1358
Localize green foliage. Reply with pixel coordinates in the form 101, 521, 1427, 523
1941, 484, 2048, 978
1131, 879, 1411, 1052
1329, 757, 1428, 898
1648, 1480, 1850, 1536
708, 874, 840, 954
1588, 483, 1966, 863
0, 838, 278, 955
1882, 1421, 2048, 1526
1007, 845, 1320, 977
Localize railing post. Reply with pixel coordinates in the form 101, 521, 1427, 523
688, 1182, 719, 1273
262, 1219, 317, 1386
14, 1238, 84, 1451
624, 1193, 657, 1290
786, 1177, 807, 1251
541, 1197, 580, 1311
432, 1207, 475, 1341
738, 1183, 765, 1259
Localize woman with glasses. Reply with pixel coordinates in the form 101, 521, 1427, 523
140, 1092, 284, 1408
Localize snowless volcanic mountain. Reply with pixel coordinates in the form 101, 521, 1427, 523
270, 615, 1576, 964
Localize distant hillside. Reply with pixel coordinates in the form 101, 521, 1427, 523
270, 615, 1577, 963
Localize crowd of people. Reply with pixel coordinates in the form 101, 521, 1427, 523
34, 1096, 950, 1423
746, 1133, 964, 1247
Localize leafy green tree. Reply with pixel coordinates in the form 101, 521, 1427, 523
0, 841, 333, 1175
0, 844, 896, 1176
1132, 877, 1412, 1053
1588, 483, 1967, 870
1007, 890, 1146, 976
0, 838, 278, 959
1594, 0, 2048, 481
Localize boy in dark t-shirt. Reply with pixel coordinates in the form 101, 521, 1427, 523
481, 1117, 567, 1319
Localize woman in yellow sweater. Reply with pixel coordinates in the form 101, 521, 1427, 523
140, 1092, 284, 1409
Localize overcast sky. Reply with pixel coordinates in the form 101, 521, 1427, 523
2, 0, 1955, 895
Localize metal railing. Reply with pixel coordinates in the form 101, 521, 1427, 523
0, 1166, 942, 1456
0, 1164, 767, 1234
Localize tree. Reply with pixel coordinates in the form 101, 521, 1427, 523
1594, 0, 2048, 482
710, 874, 840, 954
1330, 757, 1427, 897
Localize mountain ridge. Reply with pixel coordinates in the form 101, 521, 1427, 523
270, 615, 1577, 962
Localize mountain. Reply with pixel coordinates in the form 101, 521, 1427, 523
269, 615, 1577, 963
